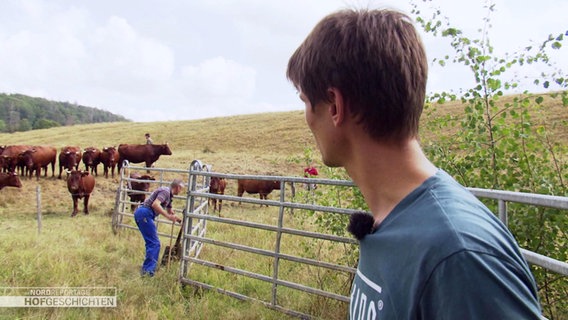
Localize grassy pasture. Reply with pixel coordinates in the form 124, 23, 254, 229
0, 93, 566, 319
0, 110, 333, 320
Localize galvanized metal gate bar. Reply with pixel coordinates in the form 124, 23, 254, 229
272, 181, 285, 307
181, 230, 355, 274
468, 188, 568, 276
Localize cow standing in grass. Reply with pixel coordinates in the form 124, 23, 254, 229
128, 173, 155, 211
100, 146, 119, 178
209, 177, 227, 214
117, 144, 172, 172
20, 146, 57, 180
66, 170, 95, 217
58, 146, 82, 179
0, 172, 22, 190
82, 147, 102, 176
237, 179, 281, 206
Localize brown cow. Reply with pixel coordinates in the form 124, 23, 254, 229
66, 170, 96, 217
209, 177, 227, 214
100, 146, 119, 178
1, 145, 32, 174
0, 172, 22, 190
128, 172, 155, 211
82, 147, 101, 176
237, 179, 281, 206
117, 143, 172, 171
58, 146, 82, 179
20, 146, 57, 180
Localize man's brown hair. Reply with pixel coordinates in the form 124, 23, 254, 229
287, 9, 428, 141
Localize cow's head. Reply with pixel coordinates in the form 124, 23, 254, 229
20, 149, 36, 167
66, 170, 90, 192
271, 180, 281, 190
210, 177, 226, 191
161, 143, 172, 155
82, 148, 98, 164
103, 146, 118, 162
129, 173, 155, 191
64, 150, 81, 166
139, 175, 155, 190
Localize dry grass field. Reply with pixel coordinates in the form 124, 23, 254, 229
0, 110, 323, 320
0, 93, 566, 319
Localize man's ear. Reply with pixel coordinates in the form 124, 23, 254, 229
327, 87, 345, 127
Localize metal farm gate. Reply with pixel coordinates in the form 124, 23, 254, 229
112, 160, 210, 267
113, 160, 568, 319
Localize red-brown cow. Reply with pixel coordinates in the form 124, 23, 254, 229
128, 172, 155, 211
237, 179, 281, 206
0, 172, 22, 190
209, 177, 227, 214
20, 146, 57, 180
117, 143, 172, 171
100, 146, 119, 178
1, 145, 32, 174
66, 170, 96, 217
58, 146, 82, 179
82, 147, 101, 176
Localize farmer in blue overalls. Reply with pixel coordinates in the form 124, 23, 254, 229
134, 178, 184, 277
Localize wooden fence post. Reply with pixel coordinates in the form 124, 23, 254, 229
36, 185, 42, 234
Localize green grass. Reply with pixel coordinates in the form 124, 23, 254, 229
0, 207, 308, 319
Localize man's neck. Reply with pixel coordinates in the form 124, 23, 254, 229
345, 139, 437, 225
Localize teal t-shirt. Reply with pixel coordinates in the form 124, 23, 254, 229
349, 170, 541, 319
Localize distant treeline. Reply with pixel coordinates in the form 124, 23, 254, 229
0, 93, 130, 133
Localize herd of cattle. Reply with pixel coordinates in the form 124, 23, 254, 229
0, 143, 173, 180
1, 143, 287, 216
0, 143, 173, 216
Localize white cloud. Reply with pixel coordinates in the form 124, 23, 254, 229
85, 16, 175, 93
0, 0, 565, 122
180, 57, 256, 99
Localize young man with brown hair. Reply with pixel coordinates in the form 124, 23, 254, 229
287, 8, 542, 319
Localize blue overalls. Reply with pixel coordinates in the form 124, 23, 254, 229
134, 205, 160, 276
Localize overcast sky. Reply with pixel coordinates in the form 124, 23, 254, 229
1, 0, 566, 122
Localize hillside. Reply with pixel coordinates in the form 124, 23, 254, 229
1, 91, 567, 174
0, 93, 129, 133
